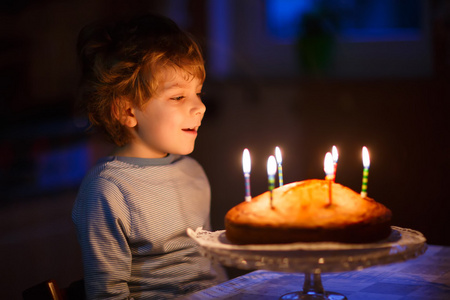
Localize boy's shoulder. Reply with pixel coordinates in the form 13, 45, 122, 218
85, 154, 201, 175
78, 154, 206, 189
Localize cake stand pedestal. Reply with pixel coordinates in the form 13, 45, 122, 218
187, 226, 427, 300
279, 272, 346, 300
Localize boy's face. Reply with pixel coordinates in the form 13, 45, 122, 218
129, 69, 206, 158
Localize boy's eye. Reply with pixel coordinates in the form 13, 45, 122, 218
197, 92, 205, 99
171, 96, 185, 101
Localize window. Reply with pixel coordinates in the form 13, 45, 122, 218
266, 0, 422, 43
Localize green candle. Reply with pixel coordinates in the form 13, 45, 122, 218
275, 146, 284, 186
361, 146, 370, 198
267, 155, 277, 208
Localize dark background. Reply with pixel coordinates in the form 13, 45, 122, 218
1, 0, 449, 299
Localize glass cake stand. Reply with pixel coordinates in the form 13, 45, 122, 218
187, 226, 427, 300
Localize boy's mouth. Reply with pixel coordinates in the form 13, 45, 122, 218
182, 126, 198, 132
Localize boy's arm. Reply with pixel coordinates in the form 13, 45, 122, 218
73, 177, 132, 300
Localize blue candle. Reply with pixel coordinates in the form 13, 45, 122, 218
242, 148, 252, 201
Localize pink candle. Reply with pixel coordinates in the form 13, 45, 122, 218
324, 152, 335, 181
324, 152, 334, 206
332, 145, 338, 182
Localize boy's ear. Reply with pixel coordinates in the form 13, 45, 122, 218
113, 99, 138, 128
122, 107, 138, 128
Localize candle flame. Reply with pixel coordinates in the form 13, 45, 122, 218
242, 148, 251, 173
324, 152, 334, 175
332, 145, 339, 163
275, 146, 282, 164
267, 155, 277, 176
362, 146, 370, 168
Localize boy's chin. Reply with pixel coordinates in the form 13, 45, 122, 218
174, 147, 195, 156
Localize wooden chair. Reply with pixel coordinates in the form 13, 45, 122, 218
62, 279, 85, 300
23, 279, 85, 300
22, 279, 63, 300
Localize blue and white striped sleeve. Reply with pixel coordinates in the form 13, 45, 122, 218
73, 176, 133, 300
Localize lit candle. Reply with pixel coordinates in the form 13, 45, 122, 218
332, 145, 338, 182
361, 146, 370, 198
267, 155, 277, 208
242, 148, 252, 201
324, 152, 334, 206
275, 146, 284, 186
324, 152, 334, 181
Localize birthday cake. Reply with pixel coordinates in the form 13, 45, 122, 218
225, 179, 392, 244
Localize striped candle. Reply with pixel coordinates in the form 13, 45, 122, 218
275, 146, 284, 186
361, 146, 370, 198
267, 155, 277, 208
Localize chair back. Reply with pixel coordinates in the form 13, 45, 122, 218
22, 279, 63, 300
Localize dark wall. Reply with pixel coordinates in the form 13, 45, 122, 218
1, 1, 449, 299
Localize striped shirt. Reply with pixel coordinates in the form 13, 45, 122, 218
72, 154, 223, 299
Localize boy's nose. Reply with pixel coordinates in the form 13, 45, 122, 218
192, 98, 206, 116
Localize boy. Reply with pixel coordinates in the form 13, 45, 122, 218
72, 13, 225, 299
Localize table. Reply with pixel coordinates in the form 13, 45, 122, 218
185, 245, 450, 300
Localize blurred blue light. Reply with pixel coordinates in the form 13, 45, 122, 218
266, 0, 314, 40
37, 142, 90, 191
266, 0, 421, 42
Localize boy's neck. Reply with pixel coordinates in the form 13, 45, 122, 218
112, 144, 168, 159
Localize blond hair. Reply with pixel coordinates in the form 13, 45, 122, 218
77, 13, 205, 146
